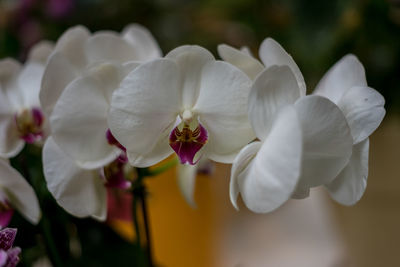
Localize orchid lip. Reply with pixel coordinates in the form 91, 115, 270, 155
102, 157, 131, 190
169, 120, 208, 165
14, 107, 44, 144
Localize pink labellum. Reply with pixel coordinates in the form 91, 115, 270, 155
102, 159, 131, 190
15, 107, 44, 143
169, 123, 208, 165
106, 129, 126, 151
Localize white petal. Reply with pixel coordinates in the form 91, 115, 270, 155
28, 40, 54, 64
0, 115, 24, 158
177, 163, 198, 207
126, 127, 174, 168
17, 62, 45, 108
248, 65, 300, 140
53, 25, 90, 69
229, 141, 262, 210
166, 45, 214, 108
0, 159, 41, 224
259, 38, 306, 95
313, 54, 367, 104
217, 44, 264, 80
193, 61, 254, 163
109, 59, 181, 160
0, 58, 23, 110
121, 24, 162, 60
238, 106, 302, 213
326, 139, 369, 205
338, 86, 385, 144
240, 46, 253, 56
294, 95, 353, 188
50, 65, 121, 169
40, 52, 78, 116
43, 138, 107, 220
0, 58, 21, 83
85, 32, 138, 64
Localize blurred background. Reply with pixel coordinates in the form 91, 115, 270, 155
1, 0, 399, 266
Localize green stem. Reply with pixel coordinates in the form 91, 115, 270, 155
137, 186, 153, 267
18, 155, 63, 267
40, 216, 63, 267
132, 191, 141, 246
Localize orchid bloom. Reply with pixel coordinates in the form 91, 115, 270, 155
0, 159, 41, 226
41, 24, 162, 219
313, 55, 385, 205
109, 45, 255, 168
0, 41, 53, 158
42, 63, 138, 219
40, 23, 162, 118
0, 228, 21, 267
230, 65, 353, 212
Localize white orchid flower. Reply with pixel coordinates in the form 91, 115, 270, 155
40, 23, 162, 118
0, 159, 41, 226
230, 65, 353, 213
41, 24, 160, 218
42, 63, 135, 219
314, 55, 385, 205
109, 45, 255, 167
0, 41, 53, 158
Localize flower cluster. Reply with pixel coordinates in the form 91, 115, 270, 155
0, 23, 385, 223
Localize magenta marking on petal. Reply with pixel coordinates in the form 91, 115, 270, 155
0, 229, 17, 251
117, 152, 128, 164
15, 108, 45, 143
31, 107, 44, 127
106, 129, 126, 151
169, 123, 208, 165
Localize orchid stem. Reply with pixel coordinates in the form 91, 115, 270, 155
138, 186, 154, 267
132, 190, 141, 246
132, 169, 154, 267
18, 153, 63, 267
40, 216, 64, 267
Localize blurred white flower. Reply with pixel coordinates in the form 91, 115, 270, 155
0, 159, 41, 225
42, 63, 134, 219
230, 65, 353, 212
314, 55, 385, 205
0, 41, 53, 158
109, 45, 255, 167
41, 24, 161, 218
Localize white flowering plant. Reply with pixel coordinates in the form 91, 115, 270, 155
0, 23, 385, 266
